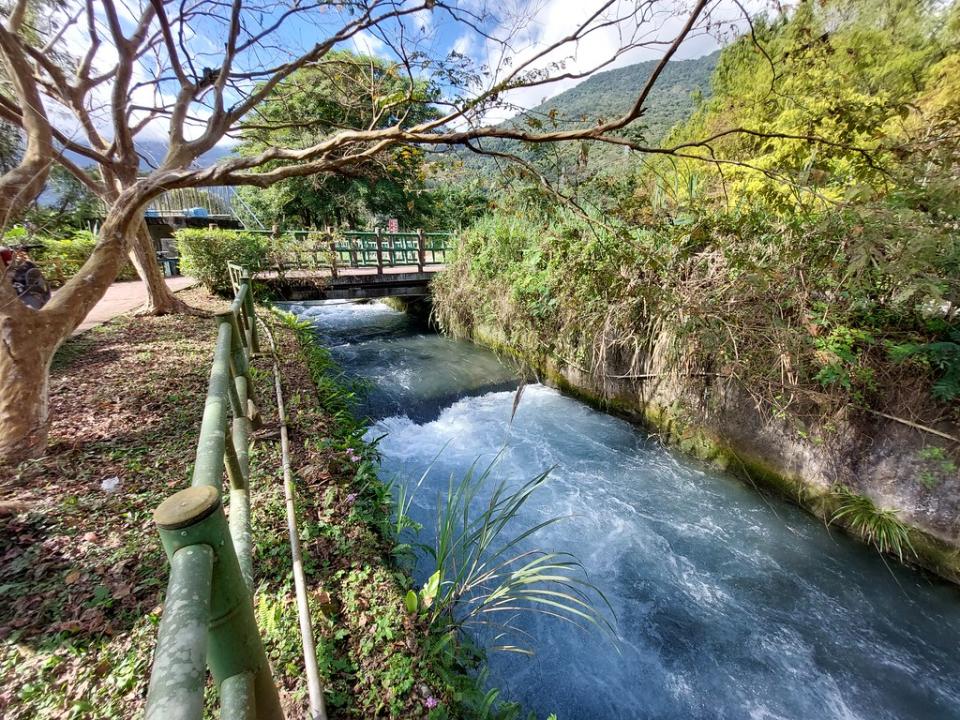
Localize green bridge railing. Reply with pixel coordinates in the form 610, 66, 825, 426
246, 227, 453, 276
145, 270, 283, 720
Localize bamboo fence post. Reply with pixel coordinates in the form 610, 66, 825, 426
240, 276, 260, 354
144, 543, 213, 720
152, 486, 283, 720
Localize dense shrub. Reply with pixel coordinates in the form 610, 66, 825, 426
434, 203, 960, 418
35, 231, 137, 287
175, 228, 268, 294
0, 228, 138, 288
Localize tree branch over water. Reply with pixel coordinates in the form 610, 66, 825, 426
0, 0, 885, 464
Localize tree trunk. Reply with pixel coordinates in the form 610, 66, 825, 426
0, 309, 56, 464
127, 222, 193, 315
0, 192, 149, 464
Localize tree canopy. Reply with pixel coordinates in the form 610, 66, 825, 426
234, 52, 440, 228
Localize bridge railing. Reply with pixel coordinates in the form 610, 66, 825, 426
145, 269, 282, 720
248, 227, 452, 277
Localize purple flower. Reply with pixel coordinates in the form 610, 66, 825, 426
424, 696, 438, 709
350, 453, 362, 462
345, 493, 357, 505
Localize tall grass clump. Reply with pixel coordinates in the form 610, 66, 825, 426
400, 455, 616, 656
830, 487, 916, 561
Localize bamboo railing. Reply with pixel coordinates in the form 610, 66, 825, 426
144, 270, 281, 720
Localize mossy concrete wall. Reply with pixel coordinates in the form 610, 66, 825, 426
453, 320, 960, 584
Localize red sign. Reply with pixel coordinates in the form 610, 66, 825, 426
387, 218, 399, 233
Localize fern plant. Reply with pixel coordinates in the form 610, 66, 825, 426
889, 328, 960, 402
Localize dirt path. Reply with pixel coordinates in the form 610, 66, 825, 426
70, 276, 196, 335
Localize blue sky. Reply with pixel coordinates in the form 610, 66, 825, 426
55, 0, 744, 151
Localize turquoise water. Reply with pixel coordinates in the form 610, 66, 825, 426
286, 300, 960, 720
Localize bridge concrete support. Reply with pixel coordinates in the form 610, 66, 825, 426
381, 295, 435, 328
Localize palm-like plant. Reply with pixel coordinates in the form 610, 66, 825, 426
407, 455, 616, 655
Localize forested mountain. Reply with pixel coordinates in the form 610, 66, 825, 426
520, 51, 718, 139
455, 51, 718, 175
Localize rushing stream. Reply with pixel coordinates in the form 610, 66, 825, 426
285, 299, 960, 720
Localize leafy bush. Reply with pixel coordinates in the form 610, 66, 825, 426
889, 329, 960, 402
1, 229, 138, 288
175, 228, 268, 294
435, 198, 959, 420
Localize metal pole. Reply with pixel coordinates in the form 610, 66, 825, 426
259, 318, 327, 720
275, 367, 327, 720
416, 228, 425, 272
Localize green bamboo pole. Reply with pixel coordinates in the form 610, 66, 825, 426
216, 314, 254, 591
192, 323, 232, 490
241, 276, 260, 354
219, 311, 261, 425
230, 408, 253, 592
144, 544, 214, 720
222, 307, 249, 375
154, 486, 283, 720
224, 357, 244, 419
221, 672, 255, 720
224, 430, 244, 491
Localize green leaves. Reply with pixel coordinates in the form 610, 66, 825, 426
830, 487, 915, 561
401, 455, 617, 656
233, 50, 443, 229
889, 331, 960, 402
403, 571, 442, 616
420, 571, 441, 610
175, 229, 268, 295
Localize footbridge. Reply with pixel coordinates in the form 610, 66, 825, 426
246, 229, 452, 301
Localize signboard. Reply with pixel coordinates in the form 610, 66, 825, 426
387, 217, 399, 233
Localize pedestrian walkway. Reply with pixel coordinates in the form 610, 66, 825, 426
72, 276, 196, 335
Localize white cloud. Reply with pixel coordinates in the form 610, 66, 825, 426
452, 32, 474, 57
460, 0, 735, 125
351, 30, 389, 57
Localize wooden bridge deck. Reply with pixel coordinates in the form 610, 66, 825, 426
251, 264, 445, 300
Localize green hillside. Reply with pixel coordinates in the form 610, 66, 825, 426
456, 51, 718, 175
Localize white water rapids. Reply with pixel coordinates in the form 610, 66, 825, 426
284, 300, 960, 720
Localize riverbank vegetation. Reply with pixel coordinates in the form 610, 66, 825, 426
432, 0, 959, 561
0, 289, 470, 717
435, 0, 959, 441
